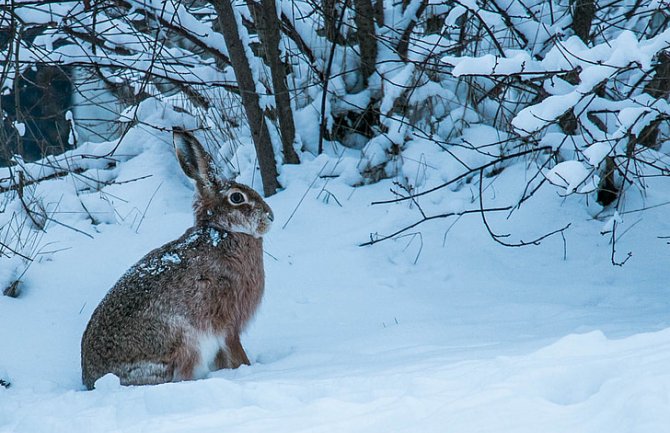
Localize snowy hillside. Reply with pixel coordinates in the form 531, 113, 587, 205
1, 126, 670, 432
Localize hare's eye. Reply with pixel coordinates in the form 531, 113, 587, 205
229, 192, 245, 204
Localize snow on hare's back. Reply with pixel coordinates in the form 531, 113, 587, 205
81, 129, 273, 390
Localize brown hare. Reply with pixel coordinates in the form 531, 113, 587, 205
81, 128, 273, 390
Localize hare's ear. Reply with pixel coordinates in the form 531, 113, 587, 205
173, 127, 221, 196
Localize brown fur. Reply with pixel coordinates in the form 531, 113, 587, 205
80, 129, 273, 389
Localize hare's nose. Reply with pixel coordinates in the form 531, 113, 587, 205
266, 211, 274, 222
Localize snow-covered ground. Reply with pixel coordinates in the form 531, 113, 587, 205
1, 129, 669, 432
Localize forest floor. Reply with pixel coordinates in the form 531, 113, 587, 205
1, 132, 669, 432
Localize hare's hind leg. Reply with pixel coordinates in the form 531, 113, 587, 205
117, 346, 199, 385
115, 337, 199, 385
168, 334, 204, 381
214, 333, 250, 369
229, 334, 251, 367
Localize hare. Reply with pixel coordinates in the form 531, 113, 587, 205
81, 128, 273, 390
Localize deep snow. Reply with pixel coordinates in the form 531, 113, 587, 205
1, 129, 669, 432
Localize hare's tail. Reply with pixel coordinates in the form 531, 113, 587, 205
118, 362, 173, 385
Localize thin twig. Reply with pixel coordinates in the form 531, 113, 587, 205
135, 182, 163, 234
478, 169, 571, 247
360, 206, 511, 247
372, 147, 553, 205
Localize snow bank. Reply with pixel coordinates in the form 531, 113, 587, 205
2, 126, 670, 432
1, 329, 668, 432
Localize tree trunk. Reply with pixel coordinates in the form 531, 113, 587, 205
210, 0, 279, 196
373, 0, 384, 27
353, 0, 377, 85
247, 0, 300, 164
637, 51, 670, 149
396, 0, 427, 61
596, 156, 619, 206
323, 0, 345, 44
571, 0, 595, 43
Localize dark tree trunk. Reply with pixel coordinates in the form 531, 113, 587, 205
597, 156, 619, 206
637, 51, 670, 149
396, 0, 427, 61
353, 0, 377, 85
373, 0, 384, 27
247, 0, 300, 164
323, 0, 342, 44
425, 12, 445, 35
571, 0, 595, 43
210, 0, 279, 196
570, 0, 611, 206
